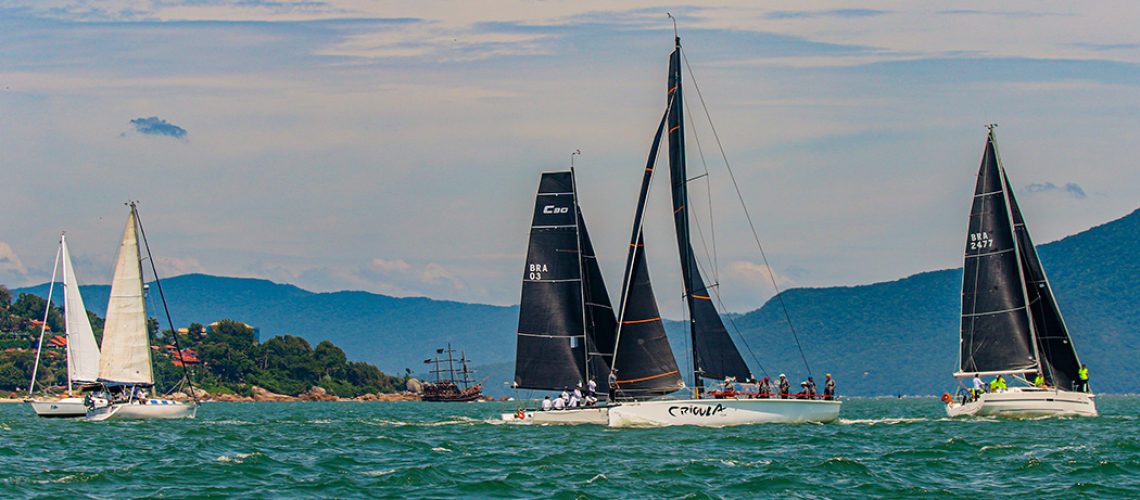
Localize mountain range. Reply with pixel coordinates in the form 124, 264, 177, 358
14, 207, 1138, 396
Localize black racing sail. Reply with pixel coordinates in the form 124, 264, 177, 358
1005, 171, 1084, 390
514, 171, 588, 390
665, 36, 752, 386
579, 213, 617, 382
612, 107, 685, 398
958, 128, 1040, 377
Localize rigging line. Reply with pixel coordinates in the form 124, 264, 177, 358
28, 243, 63, 395
681, 82, 720, 285
687, 232, 770, 380
132, 203, 198, 403
682, 50, 813, 377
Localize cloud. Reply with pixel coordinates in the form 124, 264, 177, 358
154, 256, 206, 277
369, 258, 412, 272
130, 116, 188, 139
419, 263, 466, 291
766, 9, 888, 20
1025, 182, 1087, 199
729, 261, 794, 287
0, 241, 29, 276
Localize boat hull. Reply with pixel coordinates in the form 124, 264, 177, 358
946, 387, 1097, 418
29, 398, 88, 418
86, 400, 198, 421
608, 398, 841, 427
501, 407, 609, 425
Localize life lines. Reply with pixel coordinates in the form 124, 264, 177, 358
941, 392, 952, 403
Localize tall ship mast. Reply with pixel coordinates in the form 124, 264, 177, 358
422, 343, 484, 402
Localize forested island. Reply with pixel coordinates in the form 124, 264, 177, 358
0, 285, 410, 400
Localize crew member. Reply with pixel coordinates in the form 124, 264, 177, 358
1077, 364, 1089, 392
608, 369, 619, 399
1033, 372, 1046, 387
587, 377, 598, 397
552, 395, 566, 410
971, 373, 985, 400
758, 376, 772, 398
805, 377, 817, 398
541, 396, 553, 411
778, 374, 790, 399
823, 373, 836, 400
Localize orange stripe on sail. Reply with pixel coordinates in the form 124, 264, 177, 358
674, 205, 685, 214
619, 370, 679, 384
629, 243, 644, 248
692, 295, 711, 300
669, 126, 680, 133
621, 317, 660, 325
645, 168, 654, 172
667, 85, 677, 94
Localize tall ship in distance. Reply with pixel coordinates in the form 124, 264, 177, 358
945, 126, 1096, 418
421, 344, 485, 402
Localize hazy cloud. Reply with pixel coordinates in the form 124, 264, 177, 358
130, 116, 188, 139
766, 9, 887, 20
1025, 182, 1087, 199
0, 241, 29, 276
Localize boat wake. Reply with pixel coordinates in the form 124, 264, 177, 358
216, 452, 264, 464
838, 417, 927, 425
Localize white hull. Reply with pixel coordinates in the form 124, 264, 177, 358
86, 399, 198, 421
608, 398, 841, 427
29, 398, 88, 418
501, 407, 609, 425
946, 387, 1097, 418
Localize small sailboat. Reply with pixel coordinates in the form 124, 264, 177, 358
26, 234, 102, 418
502, 167, 616, 424
605, 25, 841, 427
85, 202, 199, 421
945, 126, 1097, 418
422, 344, 485, 402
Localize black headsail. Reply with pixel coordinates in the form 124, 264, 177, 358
1005, 171, 1083, 389
958, 128, 1039, 377
514, 172, 587, 390
579, 212, 617, 382
665, 35, 752, 387
612, 107, 685, 398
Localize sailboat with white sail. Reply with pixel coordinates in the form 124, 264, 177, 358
606, 26, 840, 427
502, 167, 617, 424
945, 126, 1096, 418
27, 234, 102, 418
85, 202, 199, 421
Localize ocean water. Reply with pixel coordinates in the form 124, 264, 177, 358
1, 397, 1137, 498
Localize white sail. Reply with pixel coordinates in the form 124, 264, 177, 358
97, 209, 154, 385
61, 235, 101, 384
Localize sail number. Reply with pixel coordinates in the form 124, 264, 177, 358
528, 263, 548, 280
969, 232, 993, 250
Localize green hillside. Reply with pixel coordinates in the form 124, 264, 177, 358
15, 208, 1138, 396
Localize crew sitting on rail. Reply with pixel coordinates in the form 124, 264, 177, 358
541, 396, 553, 411
1033, 372, 1047, 387
552, 395, 566, 410
586, 378, 598, 398
989, 374, 1007, 393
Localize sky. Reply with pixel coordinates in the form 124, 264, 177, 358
1, 1, 1138, 316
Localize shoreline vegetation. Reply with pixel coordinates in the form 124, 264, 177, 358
0, 285, 437, 403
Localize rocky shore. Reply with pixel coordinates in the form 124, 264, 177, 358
166, 386, 424, 403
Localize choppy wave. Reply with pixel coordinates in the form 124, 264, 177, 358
0, 396, 1136, 497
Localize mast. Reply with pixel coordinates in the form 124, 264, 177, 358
62, 234, 73, 394
447, 343, 455, 383
664, 31, 751, 394
27, 243, 62, 395
570, 153, 590, 386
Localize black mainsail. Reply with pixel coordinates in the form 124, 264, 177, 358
611, 107, 685, 398
514, 171, 616, 391
958, 127, 1082, 385
665, 36, 752, 387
